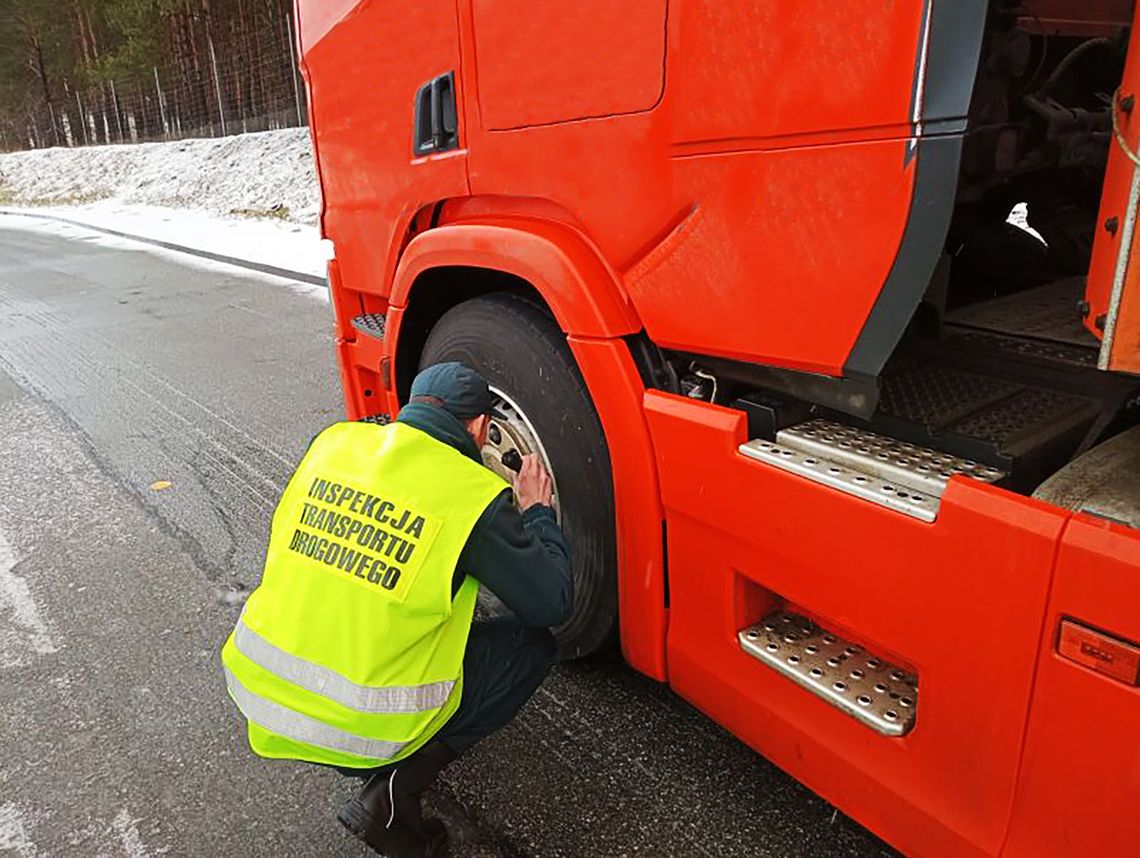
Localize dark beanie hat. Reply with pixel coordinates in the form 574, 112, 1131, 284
409, 362, 495, 420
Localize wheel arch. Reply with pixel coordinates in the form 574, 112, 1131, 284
391, 218, 639, 360
386, 221, 668, 678
390, 265, 543, 402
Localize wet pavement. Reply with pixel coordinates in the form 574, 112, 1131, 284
0, 219, 894, 856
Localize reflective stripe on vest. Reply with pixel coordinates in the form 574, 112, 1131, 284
232, 618, 454, 714
224, 667, 409, 760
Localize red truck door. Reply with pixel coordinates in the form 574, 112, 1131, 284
459, 0, 670, 253
298, 1, 469, 295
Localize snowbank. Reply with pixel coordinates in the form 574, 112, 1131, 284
0, 203, 327, 283
3, 213, 330, 303
0, 129, 320, 225
0, 129, 327, 281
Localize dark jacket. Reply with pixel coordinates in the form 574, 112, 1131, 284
396, 402, 574, 628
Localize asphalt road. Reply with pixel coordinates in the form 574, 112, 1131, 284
0, 219, 894, 857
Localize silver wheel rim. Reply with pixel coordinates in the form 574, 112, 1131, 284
482, 385, 560, 520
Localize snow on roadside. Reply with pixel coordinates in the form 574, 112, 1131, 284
1, 202, 327, 282
0, 212, 329, 302
0, 129, 320, 225
0, 129, 327, 282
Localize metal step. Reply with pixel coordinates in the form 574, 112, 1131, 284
870, 356, 1105, 491
946, 277, 1096, 348
739, 438, 941, 521
740, 419, 1007, 521
777, 419, 1005, 496
351, 313, 387, 340
739, 610, 918, 737
358, 413, 391, 425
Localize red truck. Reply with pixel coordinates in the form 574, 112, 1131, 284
294, 2, 1140, 854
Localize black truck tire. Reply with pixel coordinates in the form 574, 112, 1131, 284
419, 292, 618, 658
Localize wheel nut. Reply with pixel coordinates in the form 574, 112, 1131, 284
501, 449, 523, 473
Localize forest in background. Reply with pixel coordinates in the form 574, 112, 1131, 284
0, 0, 304, 152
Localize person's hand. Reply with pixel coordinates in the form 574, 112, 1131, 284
513, 454, 553, 511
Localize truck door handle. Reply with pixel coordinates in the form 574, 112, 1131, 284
413, 72, 458, 156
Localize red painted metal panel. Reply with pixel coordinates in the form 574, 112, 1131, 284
295, 0, 360, 52
669, 2, 924, 145
472, 1, 666, 130
460, 1, 927, 375
624, 141, 917, 375
568, 338, 668, 680
301, 1, 469, 307
643, 391, 1068, 857
1003, 516, 1140, 857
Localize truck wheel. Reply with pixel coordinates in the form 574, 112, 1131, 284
419, 292, 617, 658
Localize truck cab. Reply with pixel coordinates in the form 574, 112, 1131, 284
296, 2, 1140, 854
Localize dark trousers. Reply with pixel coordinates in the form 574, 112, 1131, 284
338, 618, 556, 777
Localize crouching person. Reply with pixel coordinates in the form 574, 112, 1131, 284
221, 362, 573, 857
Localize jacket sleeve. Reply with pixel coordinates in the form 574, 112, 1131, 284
458, 490, 574, 628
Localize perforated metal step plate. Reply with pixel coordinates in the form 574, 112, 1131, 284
947, 329, 1097, 369
777, 419, 1005, 496
358, 413, 391, 426
739, 439, 941, 521
947, 277, 1097, 348
351, 313, 387, 340
739, 611, 918, 737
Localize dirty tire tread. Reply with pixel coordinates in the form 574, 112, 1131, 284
420, 293, 617, 658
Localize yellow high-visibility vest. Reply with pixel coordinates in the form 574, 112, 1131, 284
221, 420, 508, 769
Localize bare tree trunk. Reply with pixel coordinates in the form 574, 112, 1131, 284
205, 16, 227, 136
79, 4, 112, 145
285, 6, 303, 126
109, 79, 124, 141
236, 0, 250, 131
76, 89, 89, 145
28, 33, 61, 147
75, 3, 94, 67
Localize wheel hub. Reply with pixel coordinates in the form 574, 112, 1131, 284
481, 386, 560, 518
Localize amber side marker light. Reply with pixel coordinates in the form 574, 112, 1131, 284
1057, 620, 1140, 686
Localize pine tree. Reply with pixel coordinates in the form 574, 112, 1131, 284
0, 0, 73, 147
0, 0, 301, 151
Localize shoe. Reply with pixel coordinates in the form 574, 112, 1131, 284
337, 741, 454, 858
